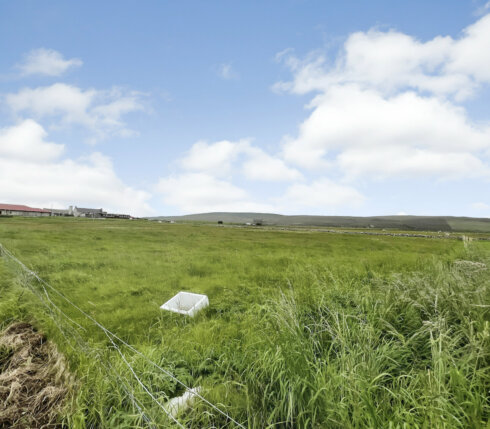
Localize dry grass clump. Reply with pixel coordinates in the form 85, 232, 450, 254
0, 322, 71, 428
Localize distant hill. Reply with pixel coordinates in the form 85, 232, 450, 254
148, 212, 490, 232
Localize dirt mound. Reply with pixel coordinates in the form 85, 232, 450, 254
0, 322, 71, 428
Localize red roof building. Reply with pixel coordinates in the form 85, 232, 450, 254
0, 204, 51, 216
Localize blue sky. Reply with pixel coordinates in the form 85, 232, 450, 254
1, 0, 489, 217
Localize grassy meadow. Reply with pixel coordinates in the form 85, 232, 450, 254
0, 217, 489, 428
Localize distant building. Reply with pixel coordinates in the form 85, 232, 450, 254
71, 206, 131, 219
0, 204, 50, 217
1, 203, 131, 219
43, 208, 73, 217
72, 207, 106, 218
105, 213, 131, 219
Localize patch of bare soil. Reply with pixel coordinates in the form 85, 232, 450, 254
0, 322, 71, 428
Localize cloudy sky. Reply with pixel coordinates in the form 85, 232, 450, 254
1, 1, 489, 217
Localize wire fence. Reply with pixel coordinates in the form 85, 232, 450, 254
0, 242, 246, 429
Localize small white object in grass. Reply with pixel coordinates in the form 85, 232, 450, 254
165, 387, 201, 418
160, 291, 209, 317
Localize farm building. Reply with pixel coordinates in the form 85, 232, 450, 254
0, 203, 131, 219
72, 207, 107, 218
72, 206, 131, 219
105, 213, 131, 219
43, 208, 73, 216
0, 204, 51, 217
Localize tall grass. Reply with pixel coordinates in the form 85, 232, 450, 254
235, 253, 489, 427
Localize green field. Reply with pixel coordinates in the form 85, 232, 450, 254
1, 217, 489, 428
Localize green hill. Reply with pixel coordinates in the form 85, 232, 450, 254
149, 212, 490, 232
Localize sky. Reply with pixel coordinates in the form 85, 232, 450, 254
1, 0, 489, 217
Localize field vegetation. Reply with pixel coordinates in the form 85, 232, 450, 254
0, 217, 489, 428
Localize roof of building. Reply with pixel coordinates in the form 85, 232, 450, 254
0, 204, 50, 213
75, 207, 105, 213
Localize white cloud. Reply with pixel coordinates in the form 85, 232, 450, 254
283, 84, 490, 176
156, 139, 307, 213
338, 147, 487, 180
0, 119, 64, 162
180, 139, 248, 175
91, 92, 144, 128
18, 48, 82, 76
156, 172, 362, 215
447, 14, 490, 84
179, 139, 302, 182
218, 63, 238, 80
0, 120, 152, 216
156, 137, 361, 214
5, 83, 144, 142
242, 149, 303, 181
275, 14, 490, 100
156, 173, 273, 213
279, 178, 364, 213
7, 83, 95, 125
276, 15, 490, 180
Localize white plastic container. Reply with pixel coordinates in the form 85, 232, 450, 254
160, 292, 209, 317
165, 387, 201, 417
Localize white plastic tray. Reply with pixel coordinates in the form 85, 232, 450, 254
160, 291, 209, 317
